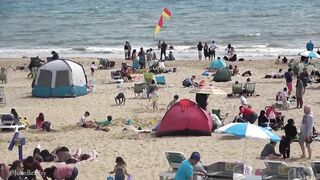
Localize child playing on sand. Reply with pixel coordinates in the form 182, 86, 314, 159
149, 88, 159, 111
109, 157, 130, 180
90, 62, 95, 77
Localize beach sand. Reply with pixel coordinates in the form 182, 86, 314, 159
0, 57, 319, 179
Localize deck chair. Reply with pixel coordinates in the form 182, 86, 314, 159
0, 113, 25, 132
264, 160, 287, 168
206, 161, 244, 179
311, 161, 320, 180
0, 86, 6, 107
212, 109, 228, 122
134, 83, 146, 98
261, 166, 290, 179
244, 82, 255, 96
232, 83, 243, 96
0, 68, 7, 83
165, 151, 186, 170
143, 72, 154, 84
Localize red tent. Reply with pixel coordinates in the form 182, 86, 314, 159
156, 99, 212, 136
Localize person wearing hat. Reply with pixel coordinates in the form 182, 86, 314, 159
175, 152, 205, 180
51, 51, 59, 60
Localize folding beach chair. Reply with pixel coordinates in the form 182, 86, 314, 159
0, 68, 7, 83
261, 166, 290, 179
165, 151, 186, 170
0, 86, 6, 107
232, 83, 243, 96
134, 83, 146, 98
143, 72, 154, 84
312, 161, 320, 180
244, 82, 255, 96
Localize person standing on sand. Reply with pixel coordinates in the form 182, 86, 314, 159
299, 106, 314, 159
127, 42, 132, 60
160, 40, 167, 60
284, 68, 293, 96
124, 41, 129, 60
296, 75, 304, 109
203, 42, 209, 60
197, 42, 203, 60
209, 40, 217, 60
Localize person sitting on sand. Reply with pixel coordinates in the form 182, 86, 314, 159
243, 78, 254, 96
158, 60, 168, 73
109, 157, 131, 180
120, 65, 132, 83
11, 108, 20, 125
258, 110, 269, 127
260, 141, 281, 160
8, 160, 24, 180
182, 75, 197, 87
44, 164, 78, 180
167, 51, 175, 61
232, 65, 239, 76
239, 92, 248, 106
167, 95, 179, 110
280, 87, 289, 109
77, 111, 98, 128
36, 113, 45, 129
51, 51, 59, 60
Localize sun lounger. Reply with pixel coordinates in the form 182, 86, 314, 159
312, 161, 320, 180
232, 83, 243, 96
205, 161, 244, 179
0, 113, 25, 132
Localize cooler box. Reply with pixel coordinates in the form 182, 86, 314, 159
155, 75, 166, 85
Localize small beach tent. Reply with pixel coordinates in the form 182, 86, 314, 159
156, 99, 212, 136
32, 59, 87, 97
213, 67, 232, 82
209, 59, 227, 69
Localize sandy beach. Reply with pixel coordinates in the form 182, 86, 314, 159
0, 57, 319, 179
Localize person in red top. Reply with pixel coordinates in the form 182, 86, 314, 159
44, 164, 78, 180
36, 113, 45, 129
238, 105, 258, 124
23, 156, 47, 180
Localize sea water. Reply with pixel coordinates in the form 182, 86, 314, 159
0, 0, 319, 59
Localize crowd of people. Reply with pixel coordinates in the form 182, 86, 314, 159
197, 41, 237, 61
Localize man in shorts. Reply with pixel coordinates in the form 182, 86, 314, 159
299, 106, 314, 159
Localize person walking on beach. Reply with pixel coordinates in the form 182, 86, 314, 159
197, 42, 203, 60
90, 61, 95, 77
203, 42, 209, 60
51, 51, 59, 60
296, 75, 304, 108
299, 106, 314, 159
160, 40, 167, 60
209, 40, 217, 60
109, 157, 131, 180
284, 68, 293, 96
124, 41, 129, 60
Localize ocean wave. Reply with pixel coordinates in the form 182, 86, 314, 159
71, 47, 86, 51
244, 33, 261, 37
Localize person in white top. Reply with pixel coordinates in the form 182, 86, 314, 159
209, 40, 218, 60
280, 87, 289, 109
240, 92, 248, 106
158, 60, 167, 72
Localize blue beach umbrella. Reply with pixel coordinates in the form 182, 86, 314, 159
215, 123, 281, 142
209, 59, 227, 69
299, 51, 320, 59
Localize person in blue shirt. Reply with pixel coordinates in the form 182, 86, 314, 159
175, 152, 204, 180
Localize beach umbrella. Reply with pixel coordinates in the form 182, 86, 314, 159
299, 51, 320, 59
216, 123, 281, 161
209, 59, 227, 69
215, 123, 281, 142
